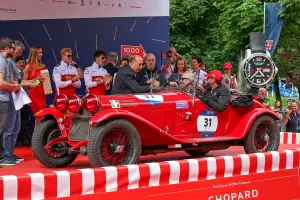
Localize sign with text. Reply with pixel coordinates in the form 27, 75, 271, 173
0, 0, 169, 20
121, 45, 146, 59
59, 169, 300, 200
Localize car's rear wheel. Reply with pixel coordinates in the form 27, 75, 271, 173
185, 150, 209, 157
87, 119, 141, 167
32, 119, 77, 168
244, 115, 280, 153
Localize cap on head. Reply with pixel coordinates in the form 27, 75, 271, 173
204, 70, 223, 81
223, 62, 232, 69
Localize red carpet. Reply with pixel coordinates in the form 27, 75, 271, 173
0, 144, 298, 176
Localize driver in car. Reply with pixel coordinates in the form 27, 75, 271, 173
199, 70, 230, 112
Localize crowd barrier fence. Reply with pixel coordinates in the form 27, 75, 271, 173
0, 132, 299, 200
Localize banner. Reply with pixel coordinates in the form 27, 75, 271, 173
0, 0, 169, 20
0, 0, 170, 106
264, 3, 284, 56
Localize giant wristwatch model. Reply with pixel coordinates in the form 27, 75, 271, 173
238, 32, 278, 94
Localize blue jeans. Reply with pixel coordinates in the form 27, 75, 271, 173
3, 95, 20, 157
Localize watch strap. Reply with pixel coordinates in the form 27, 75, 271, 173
250, 32, 266, 54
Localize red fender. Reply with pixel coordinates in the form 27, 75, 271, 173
90, 109, 191, 145
34, 108, 68, 136
229, 108, 280, 139
34, 107, 64, 120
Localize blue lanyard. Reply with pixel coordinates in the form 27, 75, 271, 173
145, 70, 156, 80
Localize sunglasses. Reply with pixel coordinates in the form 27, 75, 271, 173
66, 54, 72, 58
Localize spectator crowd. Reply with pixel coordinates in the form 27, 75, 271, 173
0, 37, 299, 167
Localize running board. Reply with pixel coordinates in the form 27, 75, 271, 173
187, 136, 239, 143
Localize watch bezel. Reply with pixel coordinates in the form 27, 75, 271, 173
243, 53, 276, 88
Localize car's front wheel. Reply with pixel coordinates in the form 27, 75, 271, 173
244, 115, 280, 153
31, 119, 78, 168
87, 119, 141, 167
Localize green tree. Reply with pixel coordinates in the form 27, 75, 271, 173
170, 0, 229, 70
170, 0, 300, 100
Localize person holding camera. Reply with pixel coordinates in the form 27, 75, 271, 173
283, 102, 300, 133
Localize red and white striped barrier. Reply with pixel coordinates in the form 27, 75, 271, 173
280, 132, 300, 145
0, 149, 299, 199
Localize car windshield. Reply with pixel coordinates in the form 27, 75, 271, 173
148, 72, 202, 96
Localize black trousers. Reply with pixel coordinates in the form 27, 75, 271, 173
0, 101, 9, 159
17, 104, 32, 145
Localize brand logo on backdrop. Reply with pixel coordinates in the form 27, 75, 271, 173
265, 40, 273, 51
0, 8, 16, 13
81, 0, 85, 6
68, 1, 77, 4
208, 189, 258, 200
53, 0, 66, 3
97, 1, 101, 6
121, 45, 146, 58
129, 5, 142, 9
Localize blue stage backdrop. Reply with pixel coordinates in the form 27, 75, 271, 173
0, 0, 170, 105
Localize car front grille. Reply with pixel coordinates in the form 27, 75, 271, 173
68, 116, 90, 141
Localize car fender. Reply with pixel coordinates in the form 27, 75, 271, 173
230, 108, 280, 139
34, 107, 64, 120
34, 108, 68, 136
90, 109, 187, 145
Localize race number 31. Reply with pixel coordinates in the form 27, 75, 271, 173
197, 110, 218, 137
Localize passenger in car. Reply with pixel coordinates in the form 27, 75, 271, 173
198, 70, 230, 112
179, 71, 195, 92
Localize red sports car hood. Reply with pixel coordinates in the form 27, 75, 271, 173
98, 90, 192, 110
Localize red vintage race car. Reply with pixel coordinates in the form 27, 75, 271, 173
31, 89, 280, 168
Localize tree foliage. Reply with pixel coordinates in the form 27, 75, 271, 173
170, 0, 229, 71
170, 0, 300, 96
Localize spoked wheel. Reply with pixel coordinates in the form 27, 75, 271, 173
87, 119, 141, 167
31, 119, 78, 168
244, 116, 280, 153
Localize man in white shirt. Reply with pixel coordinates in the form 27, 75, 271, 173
53, 48, 81, 96
191, 56, 207, 86
84, 51, 112, 95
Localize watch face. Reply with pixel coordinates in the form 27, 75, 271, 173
243, 54, 275, 87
